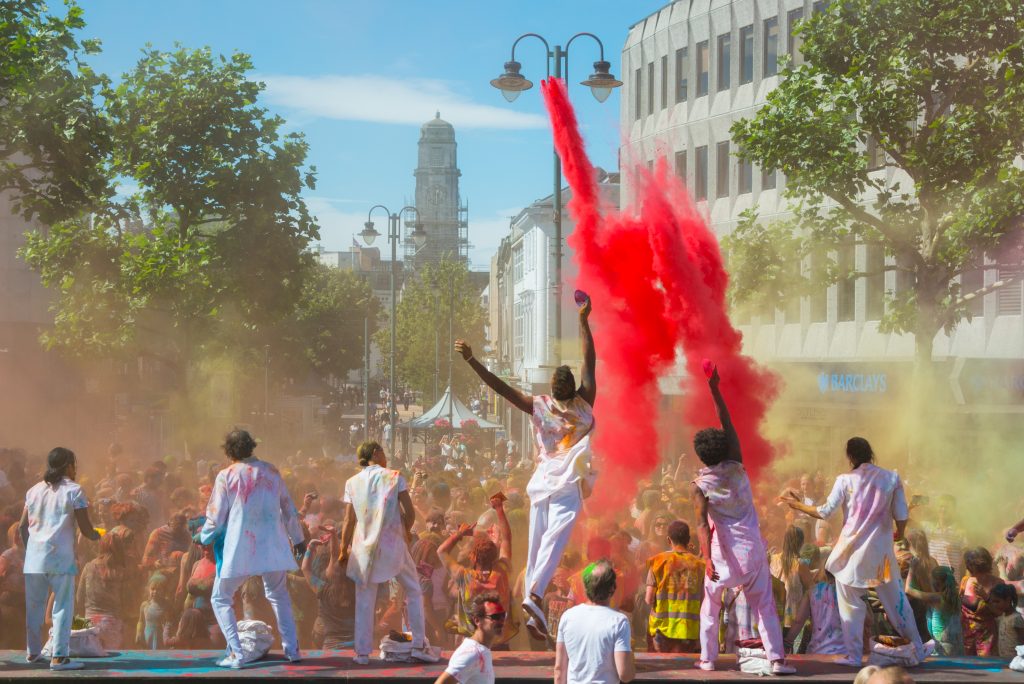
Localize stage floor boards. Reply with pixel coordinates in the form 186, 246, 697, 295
0, 650, 1017, 682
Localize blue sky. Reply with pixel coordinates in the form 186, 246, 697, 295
79, 0, 667, 269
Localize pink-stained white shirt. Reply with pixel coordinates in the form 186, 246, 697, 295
200, 457, 303, 579
693, 460, 765, 583
343, 465, 410, 586
23, 478, 89, 575
526, 395, 595, 502
807, 580, 845, 655
817, 463, 908, 588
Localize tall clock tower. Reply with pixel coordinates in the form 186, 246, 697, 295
410, 112, 468, 270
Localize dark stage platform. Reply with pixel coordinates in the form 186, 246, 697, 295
0, 650, 1017, 682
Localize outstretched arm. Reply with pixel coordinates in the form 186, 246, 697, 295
455, 340, 532, 414
707, 367, 741, 462
778, 491, 825, 520
577, 299, 596, 406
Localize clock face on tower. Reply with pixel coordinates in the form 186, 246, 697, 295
429, 185, 447, 205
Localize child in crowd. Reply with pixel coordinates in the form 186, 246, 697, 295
137, 574, 172, 649
960, 547, 1014, 656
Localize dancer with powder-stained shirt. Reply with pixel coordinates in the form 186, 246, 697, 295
456, 293, 596, 643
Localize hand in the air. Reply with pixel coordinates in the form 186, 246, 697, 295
455, 339, 473, 361
457, 522, 477, 538
578, 297, 592, 320
708, 366, 720, 390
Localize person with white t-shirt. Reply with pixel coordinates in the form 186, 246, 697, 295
339, 441, 438, 665
555, 559, 634, 684
19, 447, 101, 671
434, 592, 504, 684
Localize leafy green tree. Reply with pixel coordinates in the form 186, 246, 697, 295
270, 262, 381, 381
729, 0, 1024, 365
21, 45, 318, 385
377, 258, 487, 403
0, 0, 111, 223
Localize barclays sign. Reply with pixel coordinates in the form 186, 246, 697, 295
817, 372, 888, 394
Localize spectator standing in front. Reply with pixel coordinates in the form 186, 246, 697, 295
555, 559, 635, 684
644, 520, 703, 653
20, 447, 101, 671
433, 592, 504, 684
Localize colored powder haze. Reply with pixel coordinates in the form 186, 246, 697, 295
540, 79, 782, 507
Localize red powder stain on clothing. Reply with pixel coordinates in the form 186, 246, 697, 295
540, 78, 781, 507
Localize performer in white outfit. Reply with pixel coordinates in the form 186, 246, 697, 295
200, 430, 305, 668
19, 448, 101, 671
456, 293, 596, 642
339, 441, 438, 665
691, 367, 795, 675
781, 437, 932, 667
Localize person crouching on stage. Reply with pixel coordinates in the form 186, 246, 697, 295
780, 437, 931, 667
691, 368, 795, 675
339, 441, 438, 665
455, 293, 596, 643
199, 429, 306, 668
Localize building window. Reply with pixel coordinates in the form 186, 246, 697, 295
837, 243, 855, 322
717, 33, 731, 91
784, 260, 801, 322
763, 17, 778, 77
513, 244, 523, 281
960, 263, 984, 317
866, 135, 886, 170
740, 25, 754, 84
810, 249, 828, 322
513, 300, 524, 360
696, 41, 709, 96
675, 47, 688, 102
998, 265, 1023, 315
716, 141, 730, 198
738, 157, 752, 194
762, 166, 777, 190
660, 55, 668, 109
788, 9, 805, 66
813, 0, 830, 14
865, 243, 885, 320
647, 62, 655, 115
524, 232, 534, 273
675, 149, 687, 183
695, 145, 708, 200
634, 67, 642, 120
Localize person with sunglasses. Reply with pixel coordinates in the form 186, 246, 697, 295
434, 592, 505, 684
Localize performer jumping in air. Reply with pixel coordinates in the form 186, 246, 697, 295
456, 292, 595, 643
691, 367, 795, 675
780, 437, 932, 667
338, 441, 438, 665
200, 429, 306, 668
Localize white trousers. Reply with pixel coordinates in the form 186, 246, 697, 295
836, 578, 923, 662
353, 553, 426, 658
25, 573, 75, 658
700, 561, 785, 663
524, 485, 582, 600
212, 571, 298, 659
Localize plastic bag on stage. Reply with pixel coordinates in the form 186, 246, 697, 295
41, 627, 107, 658
378, 632, 436, 663
737, 647, 772, 676
1009, 645, 1024, 672
868, 639, 920, 668
236, 620, 275, 663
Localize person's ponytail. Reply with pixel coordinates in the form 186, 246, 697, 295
357, 441, 381, 467
44, 447, 75, 485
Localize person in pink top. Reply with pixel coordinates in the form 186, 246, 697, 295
691, 368, 795, 675
456, 293, 596, 643
781, 437, 931, 667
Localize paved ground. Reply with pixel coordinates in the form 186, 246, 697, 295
0, 651, 1018, 682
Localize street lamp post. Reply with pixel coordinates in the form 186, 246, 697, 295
490, 33, 621, 364
360, 205, 427, 456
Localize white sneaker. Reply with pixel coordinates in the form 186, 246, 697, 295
772, 661, 797, 675
353, 655, 370, 665
696, 660, 715, 671
216, 655, 242, 669
410, 646, 440, 663
285, 650, 302, 663
835, 656, 863, 667
522, 597, 550, 639
25, 654, 42, 664
50, 660, 85, 671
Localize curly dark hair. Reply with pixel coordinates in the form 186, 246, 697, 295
223, 429, 257, 461
693, 428, 729, 466
551, 365, 576, 401
469, 534, 499, 570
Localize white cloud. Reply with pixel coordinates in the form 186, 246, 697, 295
306, 196, 368, 251
261, 74, 547, 130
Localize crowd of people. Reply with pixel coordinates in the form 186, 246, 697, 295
1, 295, 1022, 681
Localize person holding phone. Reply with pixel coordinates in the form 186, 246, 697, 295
456, 292, 596, 643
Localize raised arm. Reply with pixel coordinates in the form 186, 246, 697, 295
707, 367, 741, 462
437, 523, 475, 575
577, 298, 596, 406
455, 340, 532, 414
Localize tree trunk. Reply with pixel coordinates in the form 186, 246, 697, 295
907, 274, 944, 466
